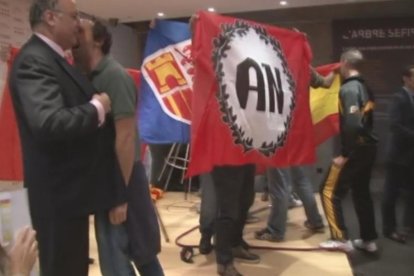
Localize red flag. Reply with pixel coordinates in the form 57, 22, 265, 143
188, 12, 314, 177
0, 47, 23, 181
126, 68, 141, 88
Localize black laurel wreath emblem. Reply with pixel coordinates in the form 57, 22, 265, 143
212, 20, 296, 156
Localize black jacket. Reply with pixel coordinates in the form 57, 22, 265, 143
339, 76, 377, 157
126, 162, 161, 265
9, 35, 126, 218
386, 87, 414, 166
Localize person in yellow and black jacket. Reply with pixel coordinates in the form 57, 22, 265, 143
320, 48, 378, 253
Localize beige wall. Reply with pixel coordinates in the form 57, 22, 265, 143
132, 1, 414, 67
109, 23, 140, 69
234, 0, 414, 64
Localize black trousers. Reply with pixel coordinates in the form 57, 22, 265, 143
211, 164, 256, 265
382, 162, 414, 235
32, 216, 89, 276
321, 144, 377, 241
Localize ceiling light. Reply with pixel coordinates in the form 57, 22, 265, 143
157, 12, 165, 17
280, 1, 288, 6
207, 7, 215, 12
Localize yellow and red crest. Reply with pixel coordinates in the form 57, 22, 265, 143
142, 40, 193, 124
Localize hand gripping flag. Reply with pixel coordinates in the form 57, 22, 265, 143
139, 20, 193, 144
0, 47, 23, 181
188, 12, 315, 176
310, 63, 341, 145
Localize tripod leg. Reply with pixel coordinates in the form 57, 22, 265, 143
157, 144, 176, 191
153, 202, 170, 243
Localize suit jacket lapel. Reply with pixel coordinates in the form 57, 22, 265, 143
401, 88, 414, 114
56, 57, 95, 99
30, 35, 95, 99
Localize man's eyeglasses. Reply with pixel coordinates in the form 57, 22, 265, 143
52, 9, 80, 21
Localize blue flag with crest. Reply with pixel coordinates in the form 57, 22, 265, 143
139, 19, 193, 144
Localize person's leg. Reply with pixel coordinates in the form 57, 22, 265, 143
320, 159, 354, 241
402, 186, 414, 234
135, 256, 164, 276
148, 144, 172, 189
381, 162, 404, 236
199, 173, 217, 254
199, 173, 216, 236
319, 160, 357, 252
350, 145, 378, 242
95, 211, 136, 276
401, 168, 414, 235
290, 166, 323, 228
211, 164, 259, 267
234, 164, 256, 247
259, 174, 270, 201
32, 216, 89, 276
261, 167, 290, 240
212, 165, 244, 266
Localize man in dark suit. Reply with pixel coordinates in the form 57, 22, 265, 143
382, 65, 414, 243
9, 0, 127, 275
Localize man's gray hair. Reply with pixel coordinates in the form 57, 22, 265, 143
340, 48, 364, 69
29, 0, 59, 29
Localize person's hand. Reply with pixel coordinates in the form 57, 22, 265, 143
109, 203, 128, 225
149, 19, 156, 29
9, 226, 38, 276
189, 13, 199, 33
93, 93, 111, 114
292, 27, 308, 38
333, 155, 348, 168
333, 64, 341, 74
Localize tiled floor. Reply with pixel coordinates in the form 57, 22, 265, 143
89, 192, 352, 276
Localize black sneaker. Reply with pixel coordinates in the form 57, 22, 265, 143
245, 215, 260, 224
88, 258, 95, 265
217, 263, 243, 276
232, 245, 260, 264
304, 221, 325, 233
254, 228, 284, 242
199, 234, 213, 255
240, 239, 250, 250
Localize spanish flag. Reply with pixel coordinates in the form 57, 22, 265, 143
310, 63, 341, 146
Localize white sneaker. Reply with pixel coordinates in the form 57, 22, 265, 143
319, 240, 354, 252
288, 198, 303, 209
353, 239, 378, 253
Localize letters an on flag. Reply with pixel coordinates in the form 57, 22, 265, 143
139, 20, 193, 144
310, 63, 341, 145
0, 47, 23, 181
188, 12, 315, 176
